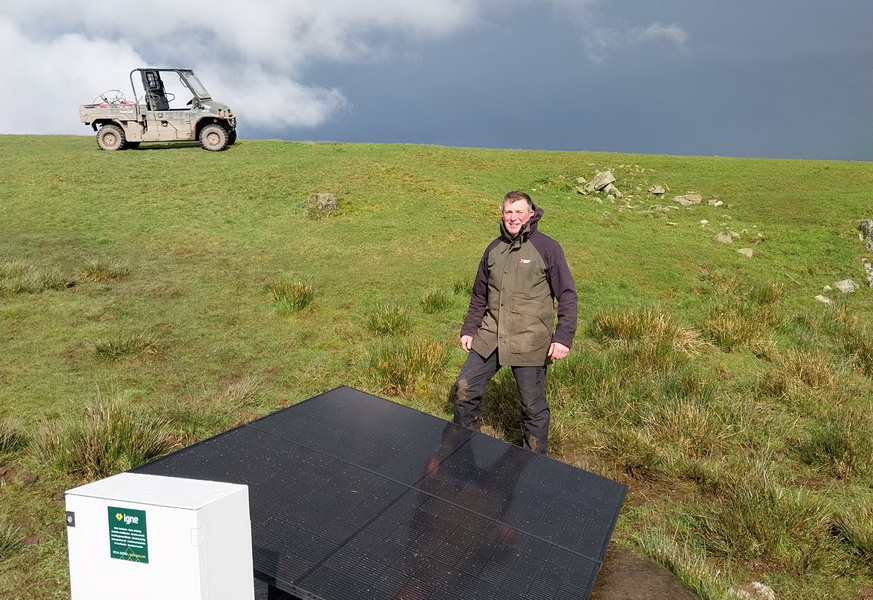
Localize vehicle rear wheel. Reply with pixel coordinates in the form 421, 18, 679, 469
200, 124, 229, 151
96, 124, 126, 151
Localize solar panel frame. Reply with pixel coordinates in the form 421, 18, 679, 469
133, 386, 626, 600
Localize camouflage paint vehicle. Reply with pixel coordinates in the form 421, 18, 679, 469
80, 68, 237, 151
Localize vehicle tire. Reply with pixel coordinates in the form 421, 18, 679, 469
200, 124, 229, 151
96, 124, 126, 151
227, 129, 237, 145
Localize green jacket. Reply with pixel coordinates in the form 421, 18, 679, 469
461, 206, 578, 366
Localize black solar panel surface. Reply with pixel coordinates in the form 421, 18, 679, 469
133, 386, 626, 600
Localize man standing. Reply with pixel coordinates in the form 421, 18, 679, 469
454, 191, 578, 454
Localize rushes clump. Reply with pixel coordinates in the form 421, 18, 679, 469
693, 471, 830, 569
0, 419, 27, 453
366, 304, 412, 336
591, 307, 705, 354
760, 349, 842, 399
419, 289, 453, 314
93, 328, 161, 361
796, 410, 873, 478
830, 502, 873, 562
452, 279, 472, 295
700, 274, 783, 354
81, 259, 130, 282
0, 261, 70, 295
268, 277, 314, 314
842, 325, 873, 377
367, 339, 448, 397
0, 514, 24, 560
33, 401, 177, 478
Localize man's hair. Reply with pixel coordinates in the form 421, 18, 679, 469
503, 190, 532, 210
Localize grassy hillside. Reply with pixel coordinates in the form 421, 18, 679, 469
1, 135, 871, 599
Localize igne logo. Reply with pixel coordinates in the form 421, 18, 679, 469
115, 512, 139, 525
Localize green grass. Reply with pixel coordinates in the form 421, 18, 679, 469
0, 135, 872, 599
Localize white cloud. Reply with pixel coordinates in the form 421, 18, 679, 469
633, 22, 689, 46
0, 1, 480, 134
0, 1, 690, 134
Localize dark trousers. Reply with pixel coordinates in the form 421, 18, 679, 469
453, 350, 550, 454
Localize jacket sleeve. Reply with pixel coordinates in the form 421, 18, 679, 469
460, 245, 492, 338
542, 239, 578, 348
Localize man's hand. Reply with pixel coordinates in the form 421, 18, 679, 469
548, 342, 570, 360
460, 335, 474, 353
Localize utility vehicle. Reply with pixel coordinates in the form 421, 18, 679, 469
80, 68, 237, 151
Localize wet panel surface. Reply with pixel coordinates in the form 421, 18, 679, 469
134, 386, 626, 600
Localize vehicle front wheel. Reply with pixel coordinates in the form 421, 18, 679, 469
96, 124, 126, 151
227, 129, 237, 145
200, 124, 229, 151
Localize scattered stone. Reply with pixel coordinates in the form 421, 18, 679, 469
823, 285, 833, 292
835, 279, 857, 293
607, 195, 616, 203
730, 231, 741, 239
700, 220, 709, 225
858, 219, 873, 250
735, 581, 776, 600
648, 185, 667, 195
575, 186, 588, 195
715, 232, 734, 244
306, 193, 338, 219
708, 196, 724, 207
862, 258, 873, 287
815, 295, 832, 304
575, 176, 586, 184
604, 183, 623, 198
737, 248, 754, 257
667, 222, 678, 226
673, 193, 702, 206
586, 171, 616, 192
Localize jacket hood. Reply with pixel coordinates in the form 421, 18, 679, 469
500, 203, 543, 242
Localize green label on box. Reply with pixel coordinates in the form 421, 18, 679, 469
108, 507, 149, 563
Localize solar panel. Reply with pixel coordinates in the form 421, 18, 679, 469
133, 386, 626, 600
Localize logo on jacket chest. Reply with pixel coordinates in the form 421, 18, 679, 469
518, 258, 531, 263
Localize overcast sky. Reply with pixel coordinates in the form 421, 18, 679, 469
1, 1, 870, 160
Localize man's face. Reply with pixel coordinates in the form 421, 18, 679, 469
502, 199, 533, 237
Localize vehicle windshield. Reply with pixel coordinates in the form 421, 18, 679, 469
179, 71, 211, 100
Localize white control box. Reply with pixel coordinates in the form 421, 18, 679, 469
65, 472, 254, 600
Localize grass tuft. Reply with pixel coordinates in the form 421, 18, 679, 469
452, 279, 472, 295
268, 277, 314, 314
366, 303, 412, 336
0, 514, 25, 561
0, 419, 28, 453
366, 339, 448, 398
419, 288, 454, 314
591, 307, 706, 354
796, 410, 873, 478
81, 259, 130, 282
33, 400, 178, 478
760, 349, 842, 399
93, 328, 161, 361
0, 261, 71, 295
830, 501, 873, 563
692, 470, 831, 569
